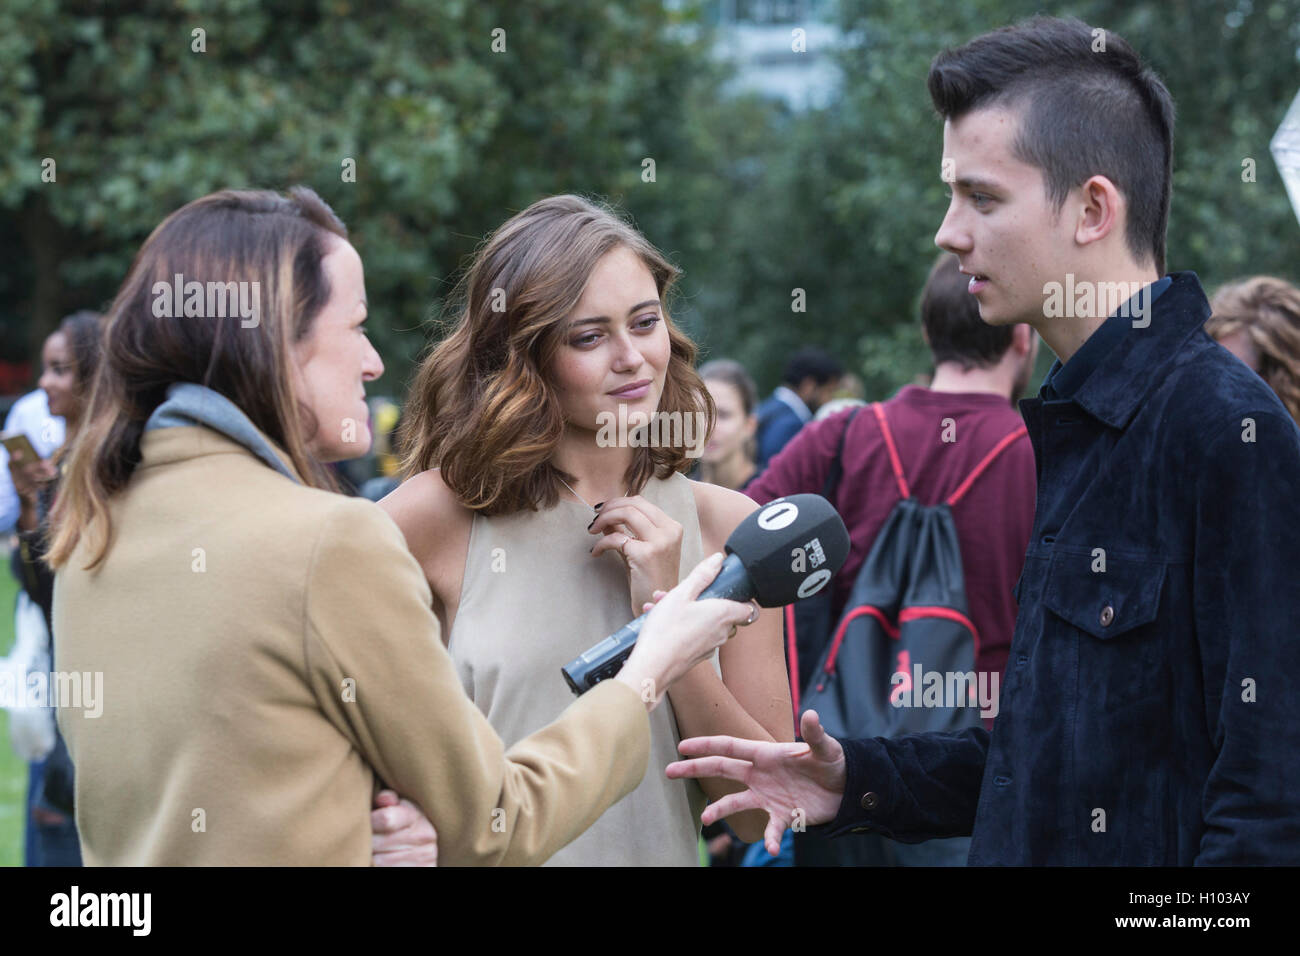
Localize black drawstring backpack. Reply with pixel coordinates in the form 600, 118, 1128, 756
801, 401, 1025, 740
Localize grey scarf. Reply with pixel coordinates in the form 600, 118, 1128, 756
144, 383, 300, 484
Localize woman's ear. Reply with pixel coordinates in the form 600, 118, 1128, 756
743, 413, 757, 439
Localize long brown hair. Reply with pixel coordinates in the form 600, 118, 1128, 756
1207, 276, 1300, 426
401, 194, 713, 514
48, 187, 347, 570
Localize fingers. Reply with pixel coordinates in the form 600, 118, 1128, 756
800, 709, 842, 760
663, 552, 724, 603
674, 731, 766, 762
698, 789, 764, 826
665, 753, 754, 783
371, 798, 419, 833
589, 504, 661, 541
590, 531, 630, 560
764, 817, 790, 857
696, 597, 758, 632
598, 495, 672, 529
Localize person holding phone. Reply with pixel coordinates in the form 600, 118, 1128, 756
47, 187, 752, 866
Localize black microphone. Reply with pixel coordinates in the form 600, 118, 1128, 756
562, 493, 850, 694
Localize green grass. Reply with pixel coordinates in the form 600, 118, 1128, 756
0, 567, 27, 866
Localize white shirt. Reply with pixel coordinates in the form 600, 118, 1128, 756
773, 384, 813, 423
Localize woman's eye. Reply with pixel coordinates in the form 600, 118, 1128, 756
634, 314, 660, 330
574, 333, 600, 347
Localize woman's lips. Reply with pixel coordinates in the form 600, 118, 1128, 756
968, 275, 989, 294
609, 381, 651, 400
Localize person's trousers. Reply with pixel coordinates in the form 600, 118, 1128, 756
24, 758, 82, 867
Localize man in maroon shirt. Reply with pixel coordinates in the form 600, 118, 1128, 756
745, 253, 1037, 865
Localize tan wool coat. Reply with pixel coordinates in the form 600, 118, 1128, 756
54, 425, 651, 865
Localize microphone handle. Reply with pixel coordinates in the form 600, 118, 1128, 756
561, 553, 756, 695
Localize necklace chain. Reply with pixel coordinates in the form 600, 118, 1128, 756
557, 476, 628, 513
556, 476, 596, 512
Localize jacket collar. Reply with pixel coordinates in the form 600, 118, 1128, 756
143, 383, 302, 483
1024, 271, 1211, 431
138, 422, 304, 483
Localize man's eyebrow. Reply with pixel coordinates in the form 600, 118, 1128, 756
953, 176, 1001, 192
570, 299, 661, 327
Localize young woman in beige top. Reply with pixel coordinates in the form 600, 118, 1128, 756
380, 195, 795, 865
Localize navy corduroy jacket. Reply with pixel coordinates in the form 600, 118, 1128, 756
813, 272, 1300, 864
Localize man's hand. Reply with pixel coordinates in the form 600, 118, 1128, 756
665, 709, 847, 856
370, 789, 437, 867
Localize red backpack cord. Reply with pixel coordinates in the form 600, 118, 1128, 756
872, 402, 911, 500
945, 425, 1029, 507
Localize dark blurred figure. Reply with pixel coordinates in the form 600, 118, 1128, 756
754, 347, 843, 468
1206, 276, 1300, 426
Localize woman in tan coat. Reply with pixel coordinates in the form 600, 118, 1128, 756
47, 187, 753, 866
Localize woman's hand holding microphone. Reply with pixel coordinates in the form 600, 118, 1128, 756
612, 551, 758, 710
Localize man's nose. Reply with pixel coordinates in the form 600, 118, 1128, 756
935, 204, 971, 255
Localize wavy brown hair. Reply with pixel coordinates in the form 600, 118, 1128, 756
48, 187, 347, 570
401, 194, 713, 514
1207, 276, 1300, 426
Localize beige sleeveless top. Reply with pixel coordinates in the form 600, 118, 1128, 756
448, 472, 710, 866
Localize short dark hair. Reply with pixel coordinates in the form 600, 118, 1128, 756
928, 16, 1175, 274
781, 347, 843, 388
921, 253, 1012, 369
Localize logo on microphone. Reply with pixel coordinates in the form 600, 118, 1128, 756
758, 500, 798, 531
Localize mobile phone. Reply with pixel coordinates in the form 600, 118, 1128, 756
1, 430, 42, 464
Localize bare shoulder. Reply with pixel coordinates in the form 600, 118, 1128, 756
689, 479, 759, 553
378, 470, 473, 605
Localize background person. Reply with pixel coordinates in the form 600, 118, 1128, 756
1206, 276, 1300, 425
754, 347, 843, 468
695, 359, 760, 492
743, 252, 1037, 866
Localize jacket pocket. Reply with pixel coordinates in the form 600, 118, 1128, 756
1042, 549, 1166, 640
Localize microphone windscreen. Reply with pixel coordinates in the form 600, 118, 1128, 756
724, 494, 849, 606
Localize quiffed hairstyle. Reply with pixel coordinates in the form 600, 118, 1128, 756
48, 187, 348, 570
1207, 276, 1300, 426
921, 252, 1013, 368
401, 194, 713, 514
928, 16, 1176, 274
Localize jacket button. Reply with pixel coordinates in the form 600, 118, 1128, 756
860, 791, 879, 811
1100, 605, 1115, 627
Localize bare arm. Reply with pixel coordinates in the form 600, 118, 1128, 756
667, 482, 796, 843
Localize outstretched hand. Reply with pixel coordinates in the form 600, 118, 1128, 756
665, 709, 848, 856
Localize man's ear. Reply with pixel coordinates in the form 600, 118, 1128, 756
1075, 175, 1124, 249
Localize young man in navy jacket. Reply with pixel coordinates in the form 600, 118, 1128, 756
669, 15, 1300, 865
